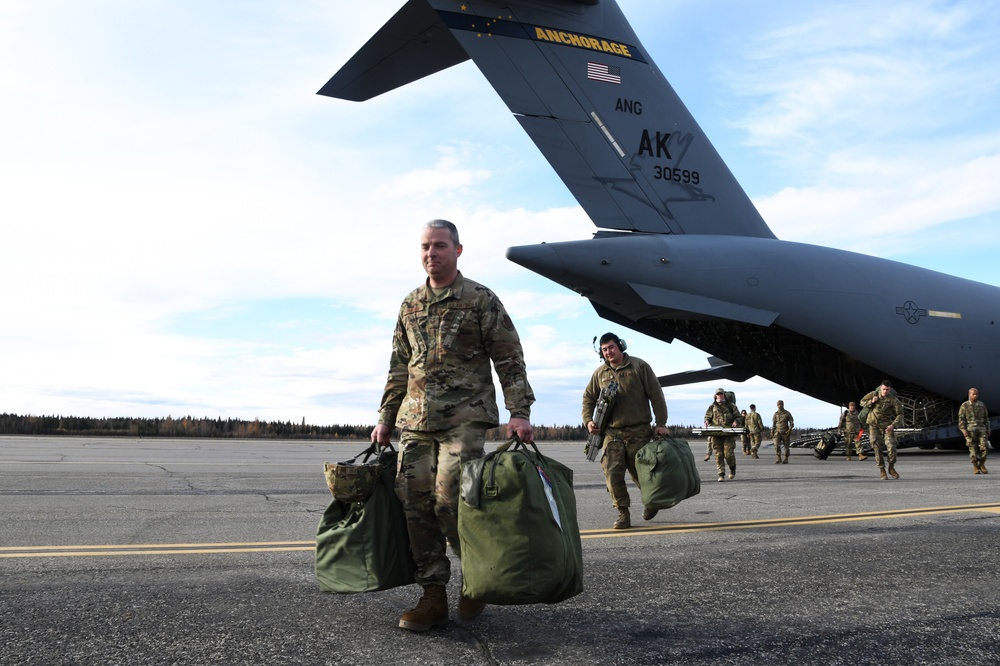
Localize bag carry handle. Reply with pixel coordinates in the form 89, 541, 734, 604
494, 433, 542, 457
351, 441, 396, 464
484, 434, 548, 499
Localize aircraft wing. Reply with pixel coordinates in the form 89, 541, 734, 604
318, 0, 775, 239
657, 357, 756, 388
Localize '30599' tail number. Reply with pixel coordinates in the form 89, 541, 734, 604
653, 165, 700, 185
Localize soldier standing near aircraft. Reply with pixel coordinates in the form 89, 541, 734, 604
839, 402, 865, 461
772, 400, 794, 464
738, 410, 750, 455
958, 387, 990, 475
582, 333, 669, 529
704, 388, 740, 482
371, 219, 535, 632
860, 380, 903, 480
746, 404, 764, 459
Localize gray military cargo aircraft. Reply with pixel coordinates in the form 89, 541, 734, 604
319, 0, 997, 448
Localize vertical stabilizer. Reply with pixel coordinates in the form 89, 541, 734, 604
320, 0, 774, 238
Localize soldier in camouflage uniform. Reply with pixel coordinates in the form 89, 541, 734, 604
704, 388, 740, 482
582, 333, 669, 529
958, 387, 990, 475
772, 400, 794, 464
737, 410, 749, 454
372, 220, 535, 633
838, 402, 865, 461
746, 404, 764, 459
860, 380, 903, 480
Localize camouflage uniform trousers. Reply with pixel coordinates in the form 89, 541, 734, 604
869, 426, 897, 470
748, 431, 762, 455
712, 436, 736, 475
773, 430, 791, 459
395, 423, 486, 587
600, 424, 652, 509
741, 433, 751, 454
843, 428, 860, 456
964, 429, 990, 464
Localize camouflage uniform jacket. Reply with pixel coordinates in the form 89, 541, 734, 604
746, 410, 764, 433
581, 354, 668, 429
958, 400, 990, 434
772, 408, 794, 433
839, 410, 861, 433
860, 391, 903, 430
378, 272, 534, 431
704, 400, 740, 428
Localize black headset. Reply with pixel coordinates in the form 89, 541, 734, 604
593, 334, 627, 359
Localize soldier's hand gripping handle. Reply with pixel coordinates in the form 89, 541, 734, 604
371, 423, 393, 448
507, 417, 533, 444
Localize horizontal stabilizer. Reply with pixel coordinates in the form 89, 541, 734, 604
317, 0, 468, 101
658, 357, 755, 388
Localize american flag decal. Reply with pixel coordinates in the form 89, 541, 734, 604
587, 62, 621, 84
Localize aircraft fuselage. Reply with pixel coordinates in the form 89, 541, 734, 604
508, 234, 1000, 414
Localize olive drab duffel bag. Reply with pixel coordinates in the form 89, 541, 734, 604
634, 436, 700, 511
315, 444, 416, 594
813, 432, 838, 460
458, 436, 583, 605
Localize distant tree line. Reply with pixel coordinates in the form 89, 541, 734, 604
0, 413, 814, 441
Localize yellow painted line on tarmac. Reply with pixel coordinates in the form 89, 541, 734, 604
581, 502, 1000, 539
0, 541, 315, 558
5, 503, 999, 558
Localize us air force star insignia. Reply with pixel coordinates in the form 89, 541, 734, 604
896, 300, 928, 324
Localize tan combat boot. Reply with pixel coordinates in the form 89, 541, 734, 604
973, 460, 981, 475
782, 453, 789, 464
846, 455, 852, 461
399, 585, 449, 632
879, 468, 888, 480
889, 465, 899, 479
980, 460, 988, 474
858, 453, 868, 461
613, 507, 631, 529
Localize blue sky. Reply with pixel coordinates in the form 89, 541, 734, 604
2, 1, 999, 429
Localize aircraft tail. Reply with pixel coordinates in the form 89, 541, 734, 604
319, 0, 774, 238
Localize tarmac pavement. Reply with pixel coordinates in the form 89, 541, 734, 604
1, 436, 998, 665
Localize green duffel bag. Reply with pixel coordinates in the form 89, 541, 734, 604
315, 446, 416, 593
635, 436, 701, 511
458, 436, 583, 605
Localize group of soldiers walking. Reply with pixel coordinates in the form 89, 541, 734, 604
578, 329, 995, 530
702, 395, 795, 482
837, 381, 990, 479
701, 380, 992, 484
